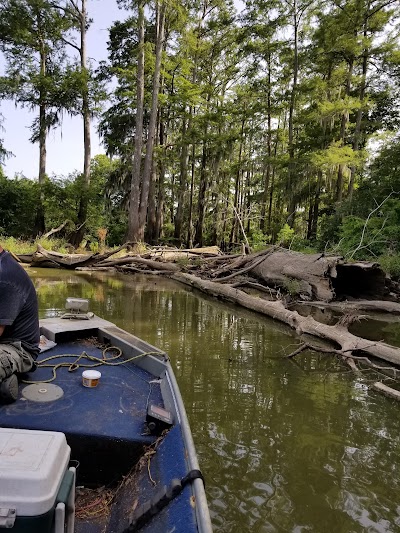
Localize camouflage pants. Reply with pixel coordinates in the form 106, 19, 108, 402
0, 341, 34, 382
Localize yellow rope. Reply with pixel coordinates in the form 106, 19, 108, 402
22, 347, 163, 384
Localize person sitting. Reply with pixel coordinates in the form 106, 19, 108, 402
0, 245, 39, 403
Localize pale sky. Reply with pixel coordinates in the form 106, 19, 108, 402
0, 0, 125, 179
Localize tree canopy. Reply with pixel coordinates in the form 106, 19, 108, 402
0, 0, 400, 273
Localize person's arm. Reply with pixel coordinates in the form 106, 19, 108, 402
0, 325, 4, 337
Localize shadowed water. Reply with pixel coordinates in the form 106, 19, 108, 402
31, 268, 400, 533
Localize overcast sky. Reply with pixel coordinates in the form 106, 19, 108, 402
0, 0, 125, 179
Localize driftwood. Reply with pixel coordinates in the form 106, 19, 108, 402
17, 253, 34, 264
295, 300, 400, 315
372, 382, 400, 400
28, 244, 221, 269
249, 249, 387, 301
22, 245, 393, 311
171, 272, 400, 366
96, 256, 180, 271
31, 244, 128, 269
19, 243, 400, 399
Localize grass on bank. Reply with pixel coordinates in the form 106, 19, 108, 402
0, 236, 70, 255
0, 236, 134, 258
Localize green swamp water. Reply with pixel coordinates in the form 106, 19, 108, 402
31, 268, 400, 533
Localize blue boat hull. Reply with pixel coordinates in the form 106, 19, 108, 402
0, 316, 212, 532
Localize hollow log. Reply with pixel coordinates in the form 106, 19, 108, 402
249, 249, 387, 302
172, 272, 400, 366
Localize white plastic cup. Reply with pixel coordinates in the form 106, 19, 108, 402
82, 370, 101, 388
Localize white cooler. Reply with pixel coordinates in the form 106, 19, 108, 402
0, 428, 74, 532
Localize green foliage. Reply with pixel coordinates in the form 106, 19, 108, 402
330, 199, 400, 260
282, 277, 301, 296
310, 142, 366, 170
0, 236, 33, 254
174, 255, 191, 268
1, 0, 400, 254
248, 228, 270, 252
0, 174, 38, 237
89, 241, 99, 253
379, 254, 400, 279
0, 235, 68, 254
276, 224, 295, 247
36, 237, 69, 253
0, 0, 74, 138
289, 238, 318, 254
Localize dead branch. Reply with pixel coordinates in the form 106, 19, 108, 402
286, 343, 308, 358
214, 248, 278, 282
371, 382, 400, 400
214, 254, 268, 282
42, 220, 73, 239
171, 272, 400, 366
97, 257, 180, 271
230, 280, 279, 296
286, 340, 400, 401
347, 192, 395, 260
232, 205, 251, 252
295, 300, 400, 315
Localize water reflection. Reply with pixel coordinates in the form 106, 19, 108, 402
30, 268, 400, 533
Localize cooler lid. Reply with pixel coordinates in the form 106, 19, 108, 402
0, 428, 70, 516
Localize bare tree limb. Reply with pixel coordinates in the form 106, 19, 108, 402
42, 220, 72, 239
347, 192, 395, 260
232, 204, 251, 252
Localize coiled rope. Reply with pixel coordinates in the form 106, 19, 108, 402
22, 347, 163, 384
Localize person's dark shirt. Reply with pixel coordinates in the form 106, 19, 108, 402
0, 250, 40, 357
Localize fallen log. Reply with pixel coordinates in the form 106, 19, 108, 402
295, 299, 400, 315
372, 382, 400, 400
214, 253, 269, 282
33, 244, 95, 267
16, 253, 34, 264
97, 256, 180, 271
31, 244, 130, 269
172, 272, 400, 366
249, 248, 387, 302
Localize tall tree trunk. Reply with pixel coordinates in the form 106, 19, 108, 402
146, 165, 157, 243
138, 0, 166, 239
221, 190, 230, 250
229, 117, 245, 245
268, 115, 282, 235
35, 41, 46, 235
348, 41, 368, 201
187, 141, 196, 248
73, 0, 91, 246
127, 0, 145, 242
336, 57, 354, 203
260, 51, 272, 233
246, 168, 251, 236
194, 132, 208, 247
155, 115, 166, 241
307, 170, 322, 240
174, 115, 189, 241
287, 4, 299, 228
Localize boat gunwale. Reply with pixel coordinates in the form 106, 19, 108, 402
39, 316, 213, 533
